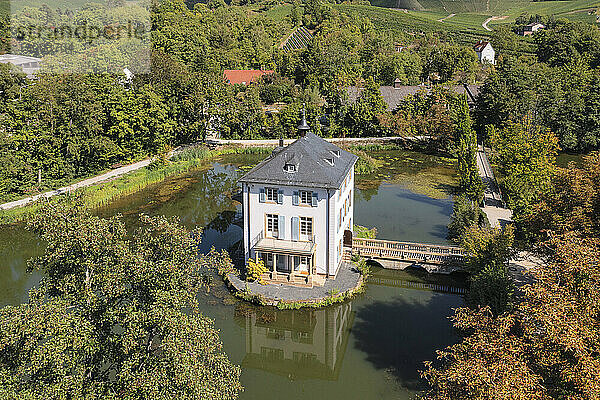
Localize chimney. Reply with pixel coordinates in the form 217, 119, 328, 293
272, 136, 285, 157
297, 105, 310, 136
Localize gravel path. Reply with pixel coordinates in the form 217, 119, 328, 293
1, 136, 425, 211
482, 15, 509, 31
482, 16, 494, 31
0, 158, 154, 211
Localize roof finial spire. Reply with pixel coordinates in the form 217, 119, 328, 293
298, 103, 310, 136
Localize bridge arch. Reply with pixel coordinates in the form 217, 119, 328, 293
365, 258, 384, 269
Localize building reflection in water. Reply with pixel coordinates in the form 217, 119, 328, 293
234, 302, 354, 380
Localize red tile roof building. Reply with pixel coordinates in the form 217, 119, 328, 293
223, 69, 274, 85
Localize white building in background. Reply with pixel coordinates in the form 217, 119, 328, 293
238, 110, 358, 287
473, 41, 496, 65
522, 22, 546, 36
0, 54, 41, 78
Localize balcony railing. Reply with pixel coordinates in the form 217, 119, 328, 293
251, 230, 264, 249
252, 230, 316, 255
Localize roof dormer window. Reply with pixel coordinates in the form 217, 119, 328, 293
284, 163, 297, 173
324, 157, 335, 166
330, 149, 340, 158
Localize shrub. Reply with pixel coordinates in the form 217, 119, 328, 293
468, 266, 514, 315
351, 149, 385, 175
355, 257, 372, 277
246, 257, 267, 282
447, 195, 486, 241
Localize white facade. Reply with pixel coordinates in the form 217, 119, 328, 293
530, 23, 545, 32
241, 167, 354, 279
475, 42, 496, 65
0, 54, 42, 78
522, 23, 545, 35
239, 302, 353, 378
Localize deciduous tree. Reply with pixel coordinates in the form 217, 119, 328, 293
0, 201, 242, 399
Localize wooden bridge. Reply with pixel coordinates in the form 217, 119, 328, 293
351, 238, 465, 273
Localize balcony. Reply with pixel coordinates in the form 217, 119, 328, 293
252, 231, 316, 256
251, 231, 320, 287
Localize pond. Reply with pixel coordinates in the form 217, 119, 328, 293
556, 152, 586, 168
0, 150, 464, 399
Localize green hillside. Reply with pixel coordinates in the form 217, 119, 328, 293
370, 0, 600, 30
334, 4, 489, 44
8, 0, 137, 12
0, 0, 9, 14
375, 0, 599, 14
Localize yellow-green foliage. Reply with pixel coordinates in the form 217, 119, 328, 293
0, 145, 270, 224
354, 224, 377, 239
355, 257, 372, 278
246, 258, 267, 282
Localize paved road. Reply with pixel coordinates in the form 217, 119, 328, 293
438, 13, 455, 22
476, 145, 513, 228
482, 16, 493, 31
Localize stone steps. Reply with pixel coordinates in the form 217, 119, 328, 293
342, 249, 352, 263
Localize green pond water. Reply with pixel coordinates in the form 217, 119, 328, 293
0, 150, 465, 399
556, 153, 586, 168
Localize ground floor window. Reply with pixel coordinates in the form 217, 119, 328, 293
258, 253, 312, 274
259, 252, 274, 268
293, 351, 317, 364
293, 255, 310, 273
261, 347, 284, 360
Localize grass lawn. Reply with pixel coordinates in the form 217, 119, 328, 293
252, 2, 295, 20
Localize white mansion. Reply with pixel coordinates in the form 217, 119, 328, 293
238, 112, 358, 286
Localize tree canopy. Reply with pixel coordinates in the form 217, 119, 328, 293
0, 201, 242, 399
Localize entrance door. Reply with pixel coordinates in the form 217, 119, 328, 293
343, 229, 353, 247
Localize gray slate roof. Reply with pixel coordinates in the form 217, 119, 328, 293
0, 54, 41, 65
238, 132, 358, 190
346, 84, 481, 111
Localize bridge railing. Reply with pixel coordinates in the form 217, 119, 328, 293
352, 238, 465, 264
